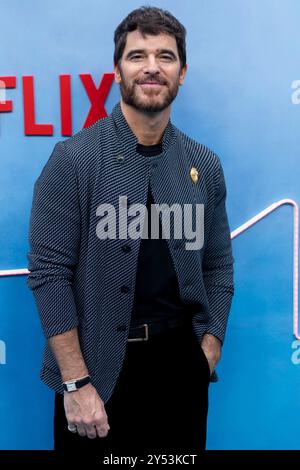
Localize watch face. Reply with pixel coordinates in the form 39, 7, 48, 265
66, 383, 77, 392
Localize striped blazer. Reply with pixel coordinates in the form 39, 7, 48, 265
27, 102, 234, 403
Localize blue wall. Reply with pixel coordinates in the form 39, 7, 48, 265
0, 0, 299, 449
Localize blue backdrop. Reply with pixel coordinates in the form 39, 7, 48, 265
0, 0, 299, 450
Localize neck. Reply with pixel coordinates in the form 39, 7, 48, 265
120, 99, 171, 146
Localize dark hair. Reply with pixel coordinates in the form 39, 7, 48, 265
114, 6, 186, 69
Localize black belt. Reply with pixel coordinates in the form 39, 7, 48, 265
127, 317, 187, 342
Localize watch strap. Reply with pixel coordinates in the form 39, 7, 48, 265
63, 375, 91, 392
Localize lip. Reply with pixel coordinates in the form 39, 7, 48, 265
138, 83, 164, 87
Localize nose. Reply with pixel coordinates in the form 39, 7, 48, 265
142, 55, 160, 76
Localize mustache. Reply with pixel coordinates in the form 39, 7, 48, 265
136, 77, 167, 85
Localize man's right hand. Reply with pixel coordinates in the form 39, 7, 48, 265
64, 383, 110, 439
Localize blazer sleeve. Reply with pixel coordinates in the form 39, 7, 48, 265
194, 156, 234, 345
26, 141, 81, 339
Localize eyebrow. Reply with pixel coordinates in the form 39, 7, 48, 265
125, 49, 177, 59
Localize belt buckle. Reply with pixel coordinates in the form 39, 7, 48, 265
127, 323, 149, 342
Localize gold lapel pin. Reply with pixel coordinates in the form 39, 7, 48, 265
190, 167, 199, 184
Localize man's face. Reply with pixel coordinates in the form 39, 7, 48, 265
114, 30, 187, 113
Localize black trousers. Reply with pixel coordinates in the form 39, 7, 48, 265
54, 320, 210, 459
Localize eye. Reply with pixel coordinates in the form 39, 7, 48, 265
160, 54, 175, 61
130, 54, 144, 61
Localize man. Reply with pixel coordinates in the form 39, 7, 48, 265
27, 6, 234, 459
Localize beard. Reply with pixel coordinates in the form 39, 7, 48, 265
118, 67, 180, 113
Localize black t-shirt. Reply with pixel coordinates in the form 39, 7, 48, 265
129, 142, 188, 326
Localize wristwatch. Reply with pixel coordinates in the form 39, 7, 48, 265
63, 375, 91, 392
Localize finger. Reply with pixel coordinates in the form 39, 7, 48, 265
96, 423, 110, 438
95, 411, 110, 438
67, 423, 77, 433
76, 424, 86, 437
208, 361, 214, 375
85, 425, 97, 439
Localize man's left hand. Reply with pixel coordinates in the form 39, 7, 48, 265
200, 333, 222, 376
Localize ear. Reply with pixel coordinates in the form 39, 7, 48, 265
179, 63, 187, 86
114, 63, 121, 84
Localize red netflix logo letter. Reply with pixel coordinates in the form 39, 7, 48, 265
80, 73, 114, 128
0, 76, 16, 112
23, 76, 54, 136
60, 74, 72, 136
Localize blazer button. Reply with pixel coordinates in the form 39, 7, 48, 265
117, 325, 127, 332
121, 244, 131, 253
116, 154, 125, 163
120, 285, 130, 294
